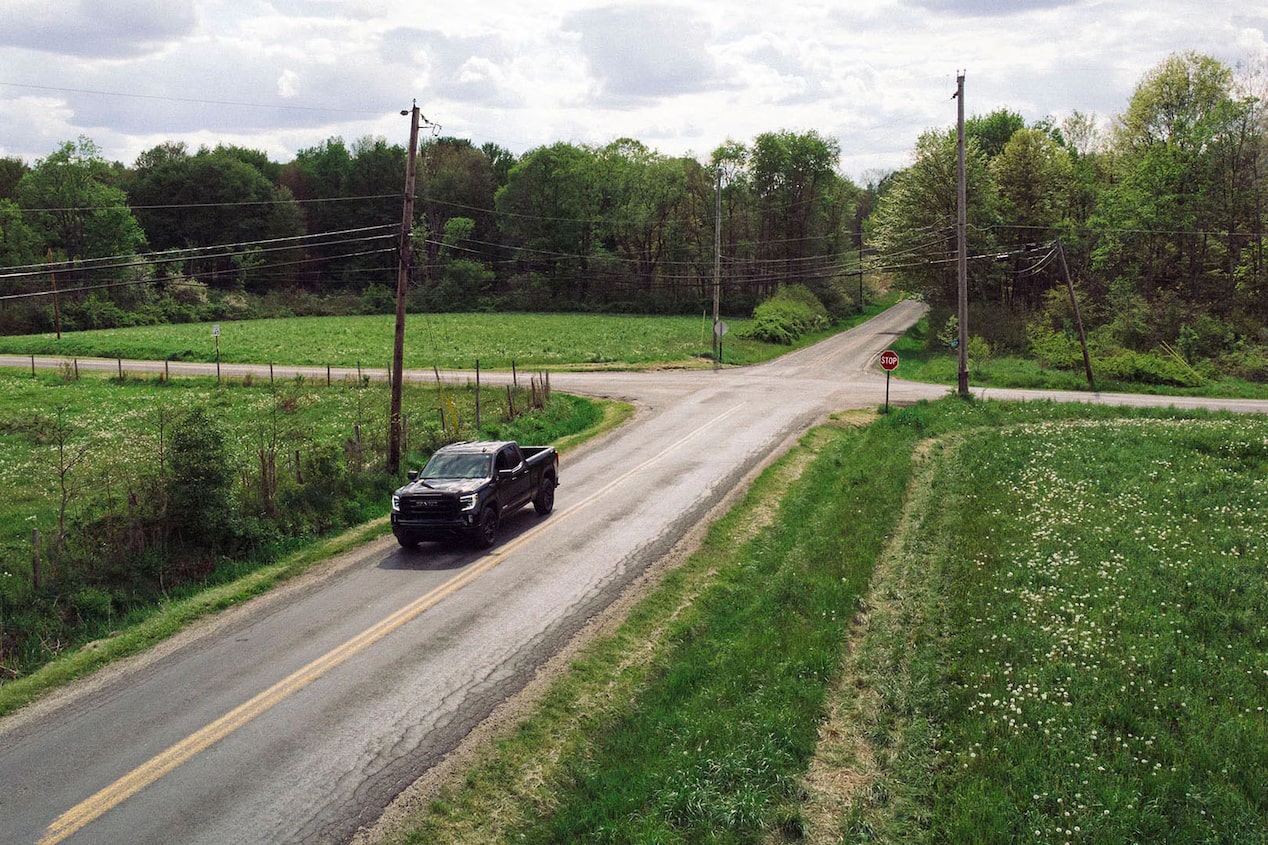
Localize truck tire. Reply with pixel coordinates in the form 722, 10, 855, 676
473, 508, 499, 549
396, 531, 420, 549
533, 475, 556, 515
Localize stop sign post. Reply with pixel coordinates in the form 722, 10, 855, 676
879, 349, 899, 412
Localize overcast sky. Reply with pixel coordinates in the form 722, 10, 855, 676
1, 0, 1266, 181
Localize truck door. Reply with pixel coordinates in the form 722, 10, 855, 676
496, 445, 533, 508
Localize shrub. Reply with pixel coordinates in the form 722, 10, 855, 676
741, 285, 831, 345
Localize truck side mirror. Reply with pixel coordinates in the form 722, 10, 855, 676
407, 470, 419, 481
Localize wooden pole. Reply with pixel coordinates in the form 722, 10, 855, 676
713, 167, 721, 368
955, 71, 969, 397
48, 250, 62, 340
475, 359, 481, 431
1057, 237, 1096, 391
388, 102, 421, 475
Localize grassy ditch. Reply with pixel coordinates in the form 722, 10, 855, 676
0, 302, 899, 372
382, 399, 1268, 844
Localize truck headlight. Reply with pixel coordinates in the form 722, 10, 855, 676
391, 494, 401, 512
460, 492, 479, 511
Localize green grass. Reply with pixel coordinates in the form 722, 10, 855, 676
0, 311, 842, 370
912, 413, 1268, 843
381, 399, 1268, 844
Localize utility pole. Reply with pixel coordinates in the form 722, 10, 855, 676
713, 167, 722, 368
388, 103, 420, 475
954, 72, 969, 397
1056, 237, 1096, 390
47, 250, 62, 340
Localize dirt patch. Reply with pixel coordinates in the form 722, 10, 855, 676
797, 436, 942, 843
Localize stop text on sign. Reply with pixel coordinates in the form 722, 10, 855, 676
879, 350, 899, 371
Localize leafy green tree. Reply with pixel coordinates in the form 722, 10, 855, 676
419, 138, 499, 280
281, 136, 402, 289
0, 155, 28, 201
166, 406, 235, 551
0, 199, 39, 267
991, 129, 1075, 307
17, 137, 146, 266
596, 139, 708, 305
749, 131, 850, 299
1092, 52, 1261, 324
127, 144, 304, 290
966, 109, 1026, 158
868, 128, 999, 307
496, 142, 602, 302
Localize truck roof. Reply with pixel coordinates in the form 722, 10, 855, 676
433, 440, 515, 454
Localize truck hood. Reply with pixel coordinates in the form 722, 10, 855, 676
396, 478, 489, 497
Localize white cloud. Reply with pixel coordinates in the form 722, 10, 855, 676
0, 0, 1265, 180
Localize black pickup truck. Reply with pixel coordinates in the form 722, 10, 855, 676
391, 440, 559, 549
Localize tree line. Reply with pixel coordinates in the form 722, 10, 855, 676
3, 50, 1268, 378
0, 129, 860, 336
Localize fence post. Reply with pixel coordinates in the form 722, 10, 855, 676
31, 529, 41, 590
475, 359, 481, 431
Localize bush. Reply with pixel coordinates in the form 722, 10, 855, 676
741, 285, 831, 345
1094, 349, 1205, 387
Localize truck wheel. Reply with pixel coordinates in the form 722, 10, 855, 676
533, 476, 556, 515
473, 508, 499, 549
396, 532, 420, 549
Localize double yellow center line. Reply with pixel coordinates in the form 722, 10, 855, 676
41, 402, 742, 844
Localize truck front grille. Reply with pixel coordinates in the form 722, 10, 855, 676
399, 494, 460, 519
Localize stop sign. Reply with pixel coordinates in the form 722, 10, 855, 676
879, 349, 900, 371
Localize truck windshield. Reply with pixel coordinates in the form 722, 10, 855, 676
422, 453, 492, 479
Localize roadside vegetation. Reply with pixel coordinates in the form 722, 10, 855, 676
892, 311, 1268, 400
0, 365, 610, 710
382, 398, 1268, 844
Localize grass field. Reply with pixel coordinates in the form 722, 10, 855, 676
0, 311, 788, 370
384, 399, 1268, 844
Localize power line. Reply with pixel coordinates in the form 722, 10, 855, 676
0, 224, 396, 279
0, 81, 389, 115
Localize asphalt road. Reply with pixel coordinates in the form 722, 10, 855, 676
3, 300, 1268, 844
